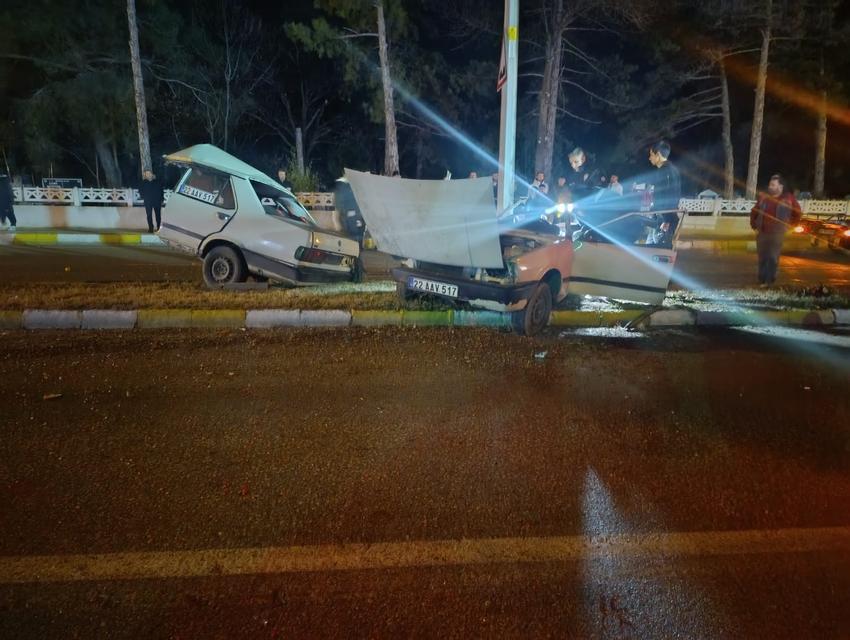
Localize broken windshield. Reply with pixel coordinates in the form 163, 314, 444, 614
250, 180, 317, 227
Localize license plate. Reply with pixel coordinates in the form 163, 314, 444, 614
818, 229, 835, 236
408, 276, 458, 298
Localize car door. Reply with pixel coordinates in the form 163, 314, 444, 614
161, 166, 237, 249
567, 211, 684, 304
231, 179, 312, 263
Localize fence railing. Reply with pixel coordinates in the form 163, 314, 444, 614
680, 197, 850, 217
11, 186, 335, 209
11, 186, 850, 218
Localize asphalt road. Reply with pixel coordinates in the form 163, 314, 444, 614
1, 327, 849, 638
0, 243, 848, 289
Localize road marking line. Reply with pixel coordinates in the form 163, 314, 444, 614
1, 526, 849, 585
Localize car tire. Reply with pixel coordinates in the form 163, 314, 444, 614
511, 282, 552, 336
203, 246, 246, 287
810, 237, 820, 247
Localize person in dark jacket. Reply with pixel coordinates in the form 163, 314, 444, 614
750, 174, 801, 286
0, 174, 16, 231
566, 147, 603, 202
139, 170, 164, 233
647, 140, 681, 246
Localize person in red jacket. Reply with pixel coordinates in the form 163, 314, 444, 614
750, 174, 801, 286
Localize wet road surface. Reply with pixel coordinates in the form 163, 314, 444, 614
0, 327, 848, 638
1, 243, 848, 289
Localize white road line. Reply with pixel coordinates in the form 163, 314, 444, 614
1, 526, 849, 585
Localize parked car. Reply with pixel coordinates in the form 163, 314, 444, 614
345, 169, 683, 336
160, 144, 361, 287
793, 214, 850, 251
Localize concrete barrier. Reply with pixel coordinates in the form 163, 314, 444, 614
245, 309, 302, 328
647, 309, 697, 327
300, 310, 351, 327
137, 309, 193, 328
189, 310, 245, 328
81, 310, 138, 330
401, 310, 453, 326
453, 310, 511, 327
351, 310, 404, 327
23, 310, 82, 329
0, 311, 23, 329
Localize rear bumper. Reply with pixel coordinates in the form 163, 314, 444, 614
245, 249, 355, 284
392, 267, 537, 306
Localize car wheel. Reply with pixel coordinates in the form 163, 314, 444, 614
810, 236, 820, 247
203, 246, 246, 287
511, 282, 552, 336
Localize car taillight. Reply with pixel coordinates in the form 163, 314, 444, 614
295, 246, 344, 265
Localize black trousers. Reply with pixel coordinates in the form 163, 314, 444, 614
756, 232, 785, 284
145, 204, 161, 232
0, 207, 16, 226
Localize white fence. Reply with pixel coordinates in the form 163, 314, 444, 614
10, 186, 335, 210
10, 186, 850, 218
680, 197, 850, 217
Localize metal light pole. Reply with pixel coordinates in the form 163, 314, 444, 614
496, 0, 519, 214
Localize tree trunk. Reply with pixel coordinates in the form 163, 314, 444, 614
295, 127, 305, 173
533, 2, 564, 182
376, 1, 399, 176
719, 57, 734, 199
814, 91, 827, 198
745, 1, 771, 199
95, 133, 122, 187
126, 0, 152, 176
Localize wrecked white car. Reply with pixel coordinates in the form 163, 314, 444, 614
345, 169, 683, 335
161, 144, 361, 287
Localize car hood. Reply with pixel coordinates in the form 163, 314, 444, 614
344, 169, 503, 269
164, 144, 283, 191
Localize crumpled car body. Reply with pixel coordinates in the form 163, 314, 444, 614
345, 169, 683, 335
161, 144, 360, 287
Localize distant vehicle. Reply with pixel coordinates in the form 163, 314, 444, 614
793, 214, 850, 251
160, 144, 361, 287
346, 170, 684, 336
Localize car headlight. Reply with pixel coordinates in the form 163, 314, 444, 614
793, 225, 805, 233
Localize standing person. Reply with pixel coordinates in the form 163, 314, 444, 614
647, 140, 681, 246
0, 174, 16, 232
139, 170, 164, 233
750, 174, 801, 286
527, 170, 548, 200
608, 174, 624, 196
468, 171, 478, 179
566, 147, 605, 202
277, 168, 293, 191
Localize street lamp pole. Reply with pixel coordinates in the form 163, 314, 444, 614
496, 0, 519, 214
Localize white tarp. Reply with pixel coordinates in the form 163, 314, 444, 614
344, 169, 504, 269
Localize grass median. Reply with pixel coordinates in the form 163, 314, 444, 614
0, 281, 453, 311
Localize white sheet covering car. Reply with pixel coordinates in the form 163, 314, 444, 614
161, 144, 361, 287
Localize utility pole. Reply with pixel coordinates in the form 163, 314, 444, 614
496, 0, 519, 214
127, 0, 152, 175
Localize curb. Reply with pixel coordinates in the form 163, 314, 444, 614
1, 307, 848, 331
5, 232, 163, 246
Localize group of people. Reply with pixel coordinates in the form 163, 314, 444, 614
513, 140, 682, 248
